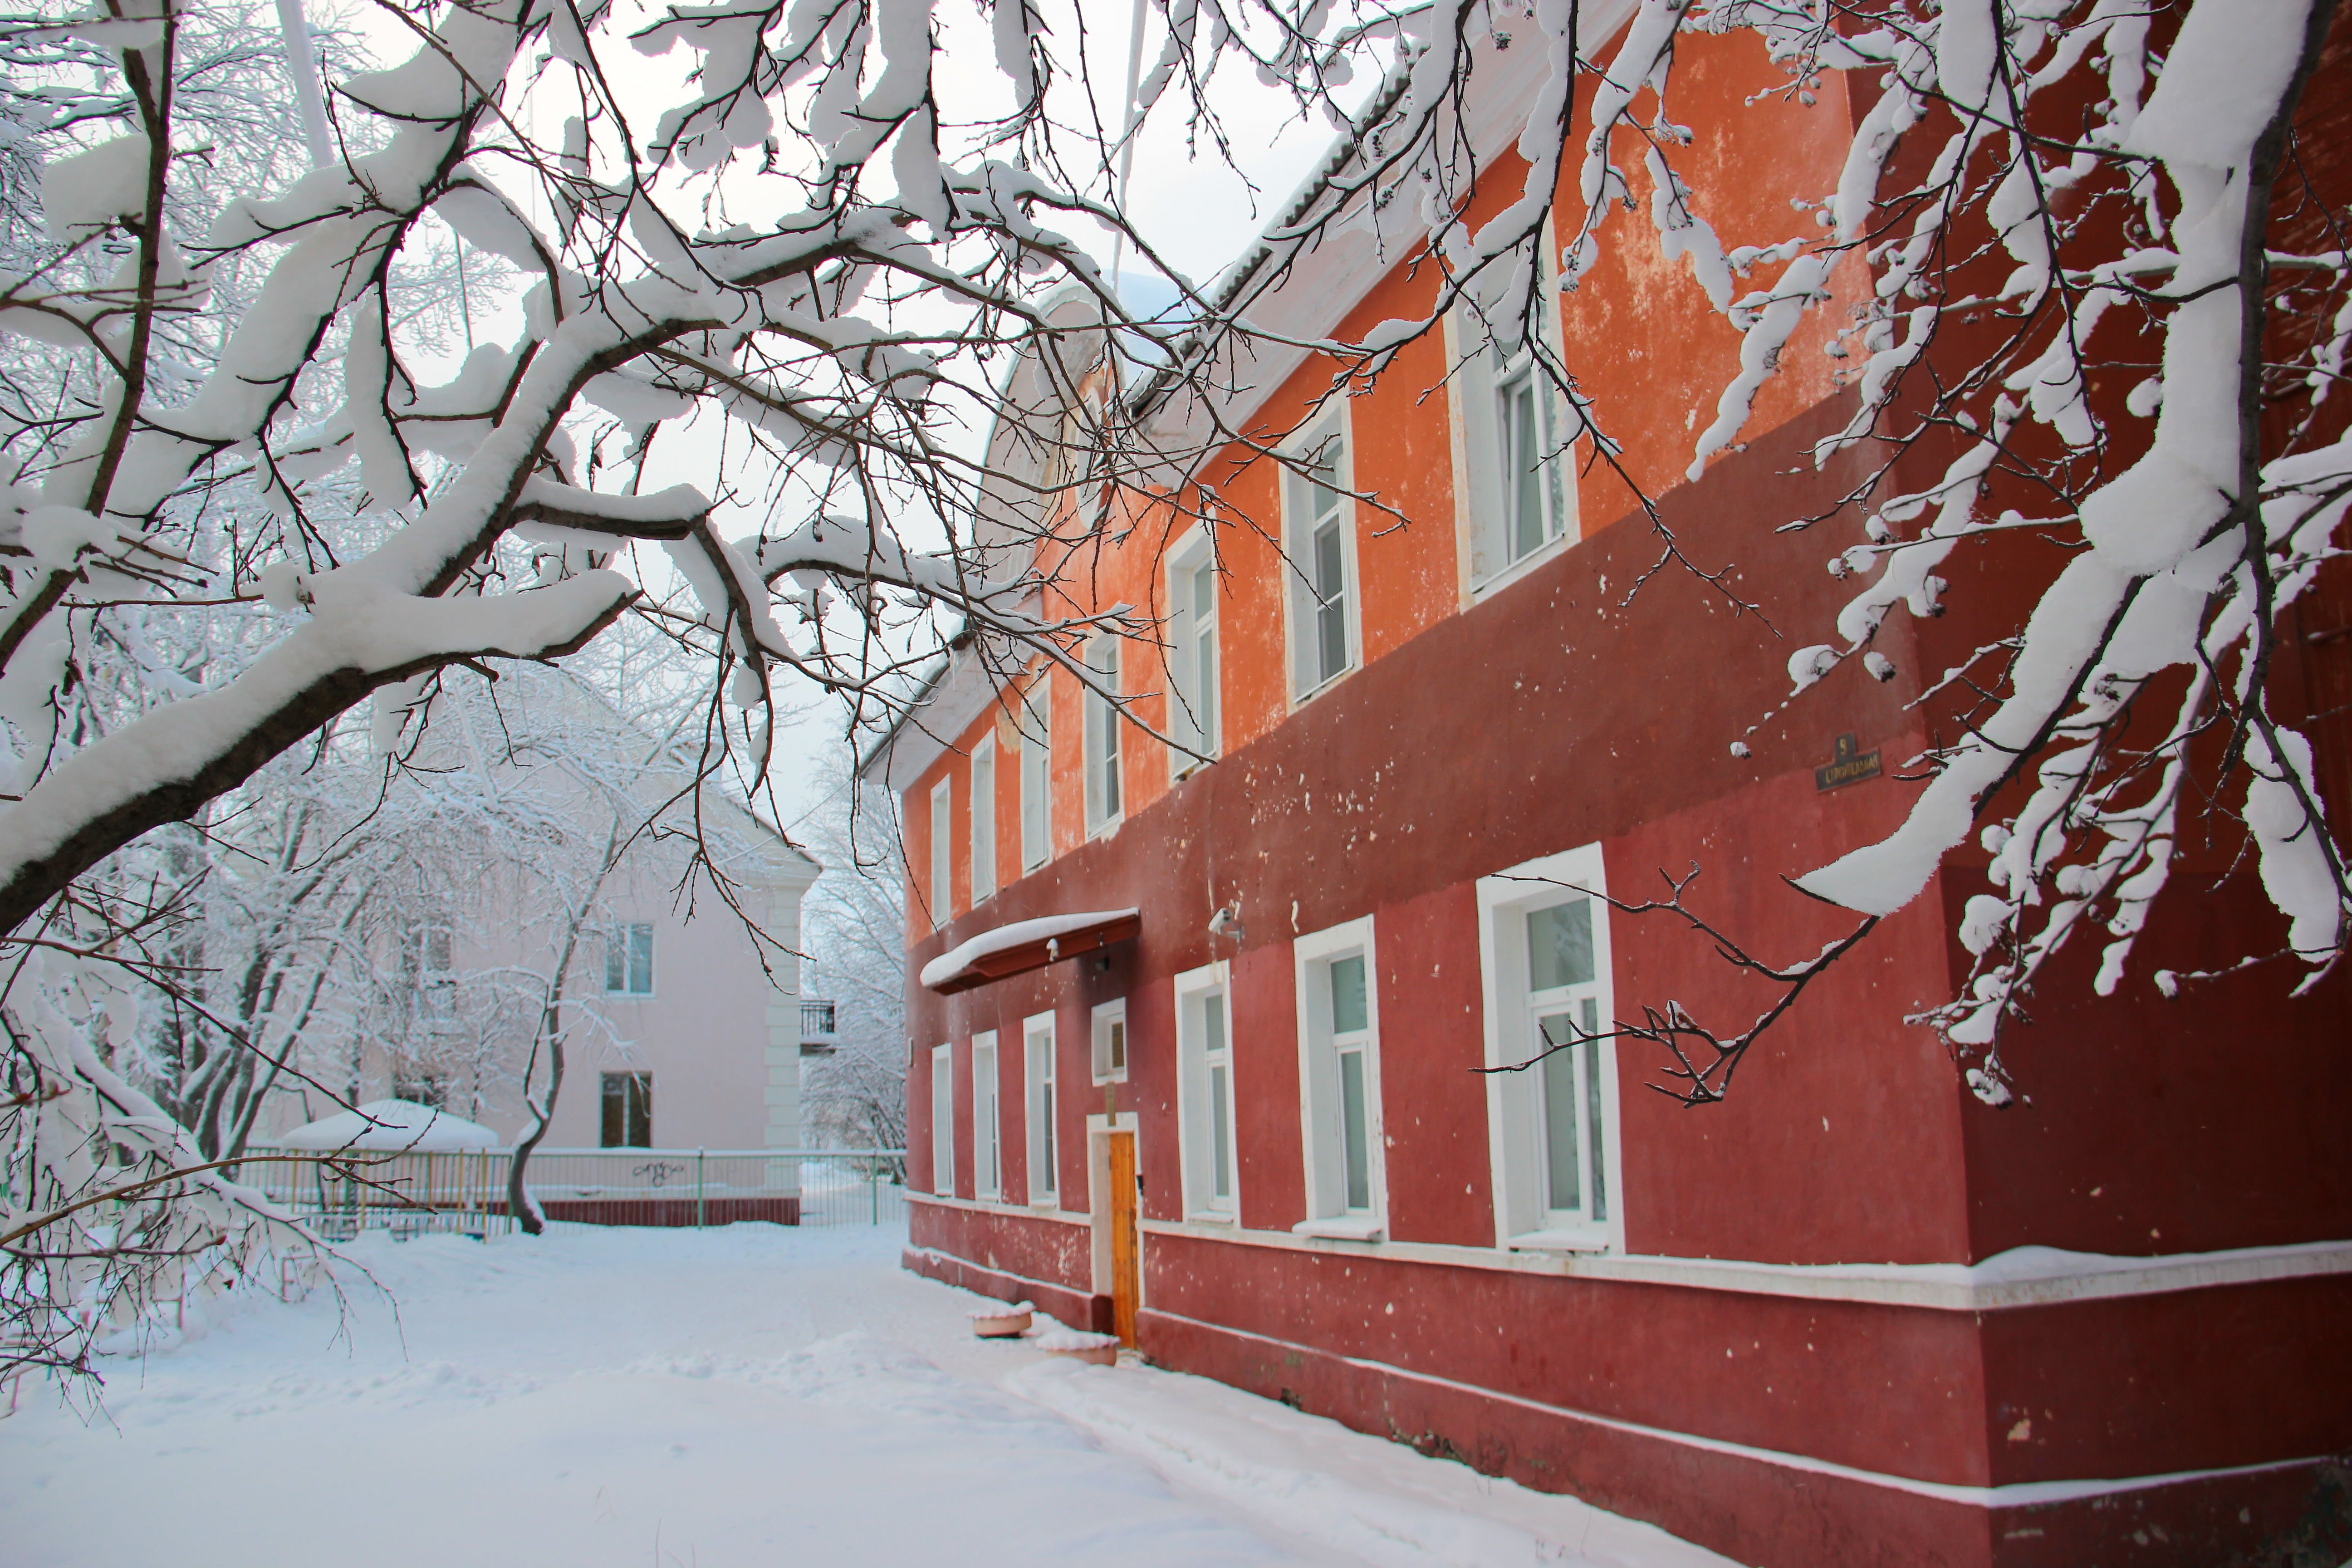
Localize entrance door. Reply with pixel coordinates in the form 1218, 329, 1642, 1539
1107, 1129, 1139, 1346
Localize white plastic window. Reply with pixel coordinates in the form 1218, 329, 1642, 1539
1478, 844, 1620, 1252
929, 777, 951, 928
409, 923, 457, 1020
1024, 1013, 1057, 1204
972, 1032, 1000, 1200
1283, 411, 1357, 700
1454, 229, 1578, 588
1091, 996, 1127, 1085
971, 735, 997, 904
1019, 690, 1052, 872
1294, 918, 1384, 1235
1083, 636, 1123, 832
1175, 961, 1238, 1218
1167, 533, 1221, 773
603, 922, 653, 996
930, 1043, 955, 1198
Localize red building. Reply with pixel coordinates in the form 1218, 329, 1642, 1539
864, 19, 2352, 1568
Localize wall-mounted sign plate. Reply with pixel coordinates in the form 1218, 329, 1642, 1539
1816, 732, 1882, 792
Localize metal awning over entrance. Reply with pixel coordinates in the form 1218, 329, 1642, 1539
919, 909, 1142, 995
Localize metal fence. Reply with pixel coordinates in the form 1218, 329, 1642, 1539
237, 1147, 906, 1238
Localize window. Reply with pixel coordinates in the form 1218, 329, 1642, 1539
970, 735, 997, 904
1091, 996, 1127, 1084
1477, 844, 1619, 1250
1083, 635, 1122, 832
393, 1071, 446, 1109
1174, 962, 1238, 1219
929, 777, 951, 928
600, 1071, 653, 1147
1024, 1012, 1057, 1204
1167, 534, 1221, 772
1454, 243, 1578, 588
931, 1043, 955, 1196
1283, 412, 1357, 700
1293, 918, 1384, 1237
972, 1032, 1000, 1200
604, 922, 653, 995
405, 924, 456, 1023
1019, 687, 1052, 872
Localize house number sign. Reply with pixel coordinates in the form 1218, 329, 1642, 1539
1815, 733, 1882, 792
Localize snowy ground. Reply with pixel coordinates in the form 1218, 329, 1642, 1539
3, 1224, 1734, 1568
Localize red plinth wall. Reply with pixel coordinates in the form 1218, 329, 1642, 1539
906, 1207, 2352, 1568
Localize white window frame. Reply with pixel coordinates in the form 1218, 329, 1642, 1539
1165, 529, 1221, 777
1281, 406, 1360, 703
1019, 686, 1052, 873
930, 1042, 955, 1197
1173, 960, 1239, 1221
603, 921, 654, 997
1292, 916, 1385, 1239
1477, 843, 1622, 1253
1090, 995, 1128, 1086
970, 734, 997, 904
928, 777, 952, 929
1451, 219, 1580, 597
1023, 1011, 1058, 1205
1083, 634, 1123, 835
410, 922, 458, 1023
972, 1030, 1000, 1200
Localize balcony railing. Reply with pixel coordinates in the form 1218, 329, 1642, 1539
800, 999, 838, 1053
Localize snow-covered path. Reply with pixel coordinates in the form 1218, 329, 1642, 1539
3, 1224, 1731, 1568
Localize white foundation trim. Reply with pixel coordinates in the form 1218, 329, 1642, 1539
1134, 1216, 2352, 1312
910, 1191, 1090, 1226
1145, 1306, 2332, 1509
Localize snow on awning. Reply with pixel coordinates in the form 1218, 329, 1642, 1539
920, 909, 1142, 995
277, 1099, 500, 1152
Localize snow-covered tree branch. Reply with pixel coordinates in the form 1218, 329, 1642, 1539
3, 0, 2347, 1386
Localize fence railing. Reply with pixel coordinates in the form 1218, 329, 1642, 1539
236, 1147, 907, 1239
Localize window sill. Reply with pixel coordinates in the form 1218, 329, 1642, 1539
1091, 1073, 1129, 1088
1507, 1227, 1612, 1254
1470, 531, 1573, 603
1288, 666, 1356, 712
1292, 1216, 1385, 1242
1185, 1209, 1238, 1226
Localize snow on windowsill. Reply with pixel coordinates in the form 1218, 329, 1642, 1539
1291, 1216, 1385, 1242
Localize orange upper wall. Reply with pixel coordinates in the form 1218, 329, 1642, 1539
902, 25, 1870, 926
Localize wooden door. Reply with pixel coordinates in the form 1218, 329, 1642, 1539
1107, 1130, 1139, 1347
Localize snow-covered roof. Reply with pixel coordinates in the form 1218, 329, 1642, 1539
276, 1099, 501, 1152
920, 909, 1142, 994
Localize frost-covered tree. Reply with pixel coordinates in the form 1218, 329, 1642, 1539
796, 753, 908, 1168
0, 0, 2346, 1386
